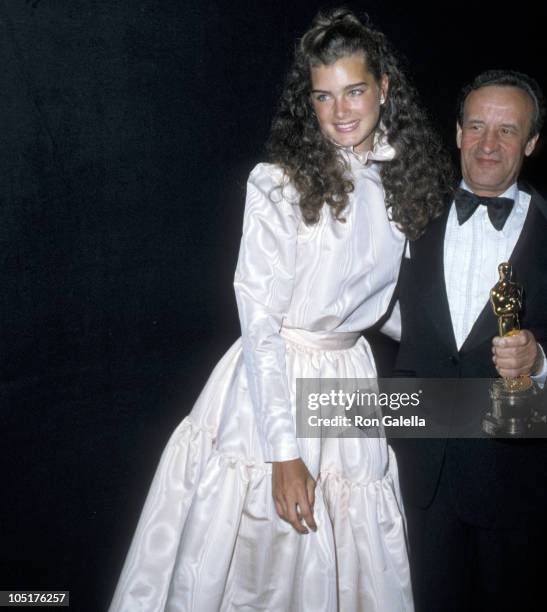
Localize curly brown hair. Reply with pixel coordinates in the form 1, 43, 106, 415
267, 8, 455, 240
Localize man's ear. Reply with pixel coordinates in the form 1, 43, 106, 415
525, 134, 539, 157
456, 122, 462, 149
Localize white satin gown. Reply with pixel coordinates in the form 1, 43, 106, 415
109, 142, 414, 611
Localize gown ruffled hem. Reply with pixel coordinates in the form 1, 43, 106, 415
110, 410, 413, 611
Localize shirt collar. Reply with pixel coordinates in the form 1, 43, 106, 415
457, 180, 525, 234
459, 180, 519, 202
336, 125, 396, 166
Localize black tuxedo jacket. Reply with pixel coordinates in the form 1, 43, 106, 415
392, 185, 547, 528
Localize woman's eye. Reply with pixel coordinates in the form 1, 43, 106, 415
314, 94, 329, 102
348, 89, 363, 96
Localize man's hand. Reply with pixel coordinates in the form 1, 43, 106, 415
272, 458, 317, 534
492, 329, 542, 378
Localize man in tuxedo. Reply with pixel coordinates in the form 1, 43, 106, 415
392, 70, 547, 611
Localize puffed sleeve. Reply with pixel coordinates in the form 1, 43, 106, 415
233, 163, 300, 462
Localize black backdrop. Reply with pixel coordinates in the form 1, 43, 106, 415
1, 1, 546, 610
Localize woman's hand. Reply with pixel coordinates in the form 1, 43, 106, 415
272, 458, 317, 534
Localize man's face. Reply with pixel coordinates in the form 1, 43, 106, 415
456, 85, 539, 196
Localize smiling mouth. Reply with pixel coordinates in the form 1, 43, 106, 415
476, 157, 500, 165
334, 120, 360, 133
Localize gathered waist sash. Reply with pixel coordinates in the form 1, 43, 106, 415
280, 326, 361, 351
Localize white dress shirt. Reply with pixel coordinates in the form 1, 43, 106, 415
444, 182, 525, 350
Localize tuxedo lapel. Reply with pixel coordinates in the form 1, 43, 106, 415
460, 189, 547, 354
412, 208, 458, 354
510, 189, 547, 307
459, 296, 496, 354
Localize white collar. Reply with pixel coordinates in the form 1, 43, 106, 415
460, 180, 519, 202
334, 126, 396, 165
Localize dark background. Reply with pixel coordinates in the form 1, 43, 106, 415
1, 1, 546, 610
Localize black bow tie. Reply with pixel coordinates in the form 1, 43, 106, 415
454, 188, 514, 231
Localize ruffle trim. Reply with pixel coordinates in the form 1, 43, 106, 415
174, 417, 399, 489
110, 416, 411, 612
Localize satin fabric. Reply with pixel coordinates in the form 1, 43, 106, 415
235, 140, 404, 462
109, 146, 413, 611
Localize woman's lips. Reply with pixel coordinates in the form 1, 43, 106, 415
334, 120, 360, 133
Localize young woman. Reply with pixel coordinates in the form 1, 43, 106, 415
110, 9, 453, 611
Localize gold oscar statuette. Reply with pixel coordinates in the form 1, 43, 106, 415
483, 263, 538, 436
489, 262, 532, 392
